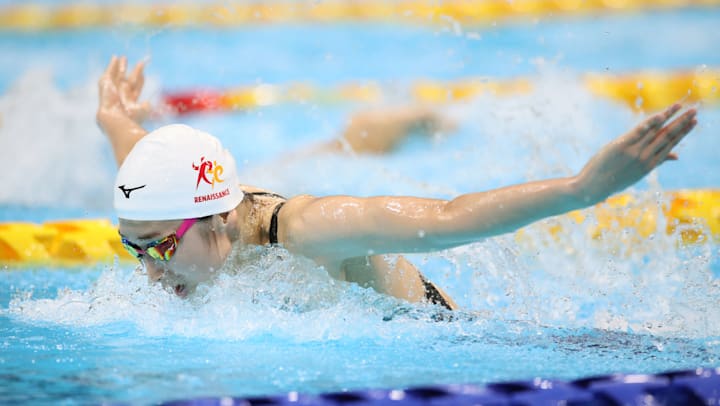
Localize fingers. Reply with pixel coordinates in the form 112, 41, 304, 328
128, 60, 146, 100
660, 103, 683, 121
100, 55, 130, 88
664, 152, 679, 162
99, 55, 147, 116
635, 103, 684, 146
653, 108, 697, 151
651, 109, 697, 165
100, 55, 118, 85
623, 103, 680, 146
118, 56, 127, 81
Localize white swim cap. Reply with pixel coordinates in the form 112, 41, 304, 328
114, 124, 244, 221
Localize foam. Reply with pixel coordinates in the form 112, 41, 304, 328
7, 218, 719, 341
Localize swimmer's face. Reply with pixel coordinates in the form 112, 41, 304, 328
119, 217, 232, 297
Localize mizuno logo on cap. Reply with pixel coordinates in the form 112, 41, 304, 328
118, 184, 146, 198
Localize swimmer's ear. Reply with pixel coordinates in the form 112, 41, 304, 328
218, 211, 231, 224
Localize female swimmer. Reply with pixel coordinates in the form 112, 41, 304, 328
97, 56, 697, 309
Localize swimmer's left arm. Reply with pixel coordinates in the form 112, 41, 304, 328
280, 180, 582, 259
279, 104, 697, 260
96, 56, 151, 166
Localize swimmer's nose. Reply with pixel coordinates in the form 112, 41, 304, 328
144, 260, 165, 282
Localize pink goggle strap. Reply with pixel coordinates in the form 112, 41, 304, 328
175, 218, 198, 239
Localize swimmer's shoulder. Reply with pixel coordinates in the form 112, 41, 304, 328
238, 185, 316, 246
273, 194, 363, 251
239, 185, 292, 205
239, 184, 281, 197
239, 184, 315, 204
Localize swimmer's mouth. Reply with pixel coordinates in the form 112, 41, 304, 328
174, 284, 187, 298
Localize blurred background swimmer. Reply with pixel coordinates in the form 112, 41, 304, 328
98, 55, 697, 309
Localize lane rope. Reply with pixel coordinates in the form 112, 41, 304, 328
162, 69, 720, 114
1, 189, 717, 267
1, 1, 719, 30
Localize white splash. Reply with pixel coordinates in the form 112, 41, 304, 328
7, 246, 460, 341
0, 68, 160, 209
0, 70, 113, 208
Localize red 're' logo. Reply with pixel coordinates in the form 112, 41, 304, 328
192, 157, 225, 190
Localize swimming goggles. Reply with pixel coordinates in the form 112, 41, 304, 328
119, 218, 197, 262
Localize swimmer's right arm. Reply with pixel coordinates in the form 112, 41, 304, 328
96, 56, 151, 167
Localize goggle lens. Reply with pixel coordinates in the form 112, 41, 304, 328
119, 218, 196, 263
146, 235, 178, 261
121, 237, 143, 260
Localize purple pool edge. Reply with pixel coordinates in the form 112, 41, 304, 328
158, 367, 720, 405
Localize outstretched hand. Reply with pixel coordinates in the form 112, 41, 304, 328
97, 55, 152, 124
575, 103, 697, 203
97, 56, 153, 166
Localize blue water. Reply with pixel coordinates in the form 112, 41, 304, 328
1, 6, 720, 405
1, 9, 720, 91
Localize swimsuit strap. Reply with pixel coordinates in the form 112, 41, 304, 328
242, 191, 286, 245
269, 201, 285, 245
418, 273, 453, 310
245, 191, 286, 200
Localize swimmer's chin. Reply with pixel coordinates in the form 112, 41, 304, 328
159, 282, 193, 298
173, 282, 207, 298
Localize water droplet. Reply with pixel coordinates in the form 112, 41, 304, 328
635, 97, 644, 108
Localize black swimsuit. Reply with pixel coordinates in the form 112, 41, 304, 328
243, 191, 285, 244
418, 273, 453, 310
248, 191, 452, 310
269, 201, 285, 244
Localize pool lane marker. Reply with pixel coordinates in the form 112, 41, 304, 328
1, 0, 720, 30
1, 189, 718, 267
0, 219, 135, 267
161, 69, 720, 115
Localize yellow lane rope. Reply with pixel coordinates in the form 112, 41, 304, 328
0, 219, 134, 267
1, 0, 719, 30
1, 189, 717, 268
163, 69, 719, 114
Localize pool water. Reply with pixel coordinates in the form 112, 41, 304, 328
1, 5, 720, 405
